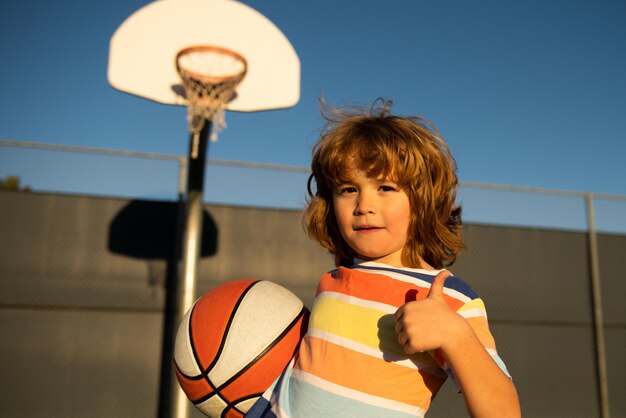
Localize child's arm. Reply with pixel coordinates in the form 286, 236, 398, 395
394, 271, 521, 418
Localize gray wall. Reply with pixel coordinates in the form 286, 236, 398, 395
1, 192, 624, 417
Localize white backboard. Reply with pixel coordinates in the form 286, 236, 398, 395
108, 0, 300, 111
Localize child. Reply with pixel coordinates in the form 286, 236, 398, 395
248, 99, 520, 417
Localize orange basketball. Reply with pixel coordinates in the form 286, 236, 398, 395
173, 279, 308, 418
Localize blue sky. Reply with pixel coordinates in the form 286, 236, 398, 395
1, 0, 625, 231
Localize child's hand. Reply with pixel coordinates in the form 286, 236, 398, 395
394, 270, 468, 355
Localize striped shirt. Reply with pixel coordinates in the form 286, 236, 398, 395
247, 261, 510, 418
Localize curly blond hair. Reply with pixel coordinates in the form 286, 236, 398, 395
303, 98, 464, 268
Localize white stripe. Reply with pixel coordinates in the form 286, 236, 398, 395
269, 392, 290, 418
306, 328, 446, 376
442, 286, 472, 304
266, 358, 295, 418
292, 368, 428, 417
458, 307, 487, 319
351, 266, 436, 287
354, 260, 439, 276
486, 347, 499, 357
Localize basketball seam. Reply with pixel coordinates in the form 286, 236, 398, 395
193, 306, 307, 409
174, 279, 260, 403
203, 280, 261, 375
184, 280, 261, 401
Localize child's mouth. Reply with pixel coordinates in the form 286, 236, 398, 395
355, 225, 382, 232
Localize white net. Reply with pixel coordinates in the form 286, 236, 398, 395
176, 46, 247, 145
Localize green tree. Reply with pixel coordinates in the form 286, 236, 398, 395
0, 175, 31, 192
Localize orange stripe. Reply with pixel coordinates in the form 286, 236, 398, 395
319, 268, 465, 310
318, 268, 426, 306
296, 336, 445, 408
431, 317, 498, 368
466, 316, 496, 350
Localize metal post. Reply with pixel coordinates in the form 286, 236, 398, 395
585, 193, 610, 418
159, 121, 212, 418
177, 156, 188, 199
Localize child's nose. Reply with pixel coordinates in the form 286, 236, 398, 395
354, 192, 376, 215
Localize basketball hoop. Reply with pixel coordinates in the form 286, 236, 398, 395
176, 45, 247, 150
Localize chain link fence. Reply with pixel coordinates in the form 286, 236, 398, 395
2, 139, 625, 234
1, 139, 625, 417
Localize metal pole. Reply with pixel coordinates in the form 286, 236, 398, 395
585, 193, 610, 418
159, 121, 212, 418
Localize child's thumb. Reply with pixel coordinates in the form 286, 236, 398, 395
427, 270, 451, 299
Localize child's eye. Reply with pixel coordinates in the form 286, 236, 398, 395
379, 185, 398, 192
337, 186, 357, 195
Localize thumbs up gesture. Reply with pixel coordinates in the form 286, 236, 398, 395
394, 270, 467, 355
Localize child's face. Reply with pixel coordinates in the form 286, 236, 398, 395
332, 167, 411, 267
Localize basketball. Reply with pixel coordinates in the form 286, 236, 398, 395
173, 279, 309, 418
